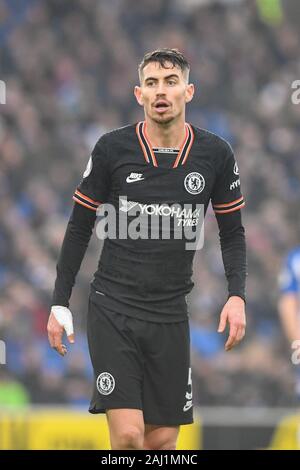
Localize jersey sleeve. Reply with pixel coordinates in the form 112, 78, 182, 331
211, 143, 245, 215
279, 252, 300, 294
73, 135, 110, 211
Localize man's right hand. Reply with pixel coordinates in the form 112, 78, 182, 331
47, 306, 75, 356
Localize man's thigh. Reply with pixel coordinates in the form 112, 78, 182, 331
87, 296, 144, 413
142, 320, 193, 426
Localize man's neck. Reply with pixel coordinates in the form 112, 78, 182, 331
145, 119, 186, 149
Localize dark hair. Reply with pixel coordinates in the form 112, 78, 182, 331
138, 48, 190, 82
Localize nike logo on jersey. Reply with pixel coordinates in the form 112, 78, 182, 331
126, 172, 145, 183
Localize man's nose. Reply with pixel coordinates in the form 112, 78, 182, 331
156, 82, 167, 94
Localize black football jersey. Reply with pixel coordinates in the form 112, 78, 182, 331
73, 122, 245, 321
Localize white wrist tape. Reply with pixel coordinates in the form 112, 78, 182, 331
51, 306, 74, 336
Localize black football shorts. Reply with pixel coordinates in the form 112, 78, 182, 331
87, 289, 193, 426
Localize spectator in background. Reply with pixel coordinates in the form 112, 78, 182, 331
278, 247, 300, 401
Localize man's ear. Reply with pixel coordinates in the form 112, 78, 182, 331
185, 83, 195, 104
134, 85, 144, 106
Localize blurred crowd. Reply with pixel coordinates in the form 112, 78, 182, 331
0, 0, 300, 408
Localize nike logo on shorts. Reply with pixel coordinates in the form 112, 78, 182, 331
183, 401, 193, 412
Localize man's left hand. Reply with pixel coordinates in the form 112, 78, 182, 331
218, 296, 246, 351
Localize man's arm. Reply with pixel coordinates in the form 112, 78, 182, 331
52, 203, 96, 306
48, 203, 96, 356
210, 141, 247, 351
48, 134, 110, 356
216, 210, 247, 303
278, 252, 300, 344
278, 293, 300, 343
215, 210, 247, 351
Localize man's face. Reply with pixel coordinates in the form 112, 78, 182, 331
134, 61, 194, 125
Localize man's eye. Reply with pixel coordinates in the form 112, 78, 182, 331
147, 82, 155, 86
168, 81, 176, 85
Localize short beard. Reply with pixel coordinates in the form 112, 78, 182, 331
151, 115, 175, 126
